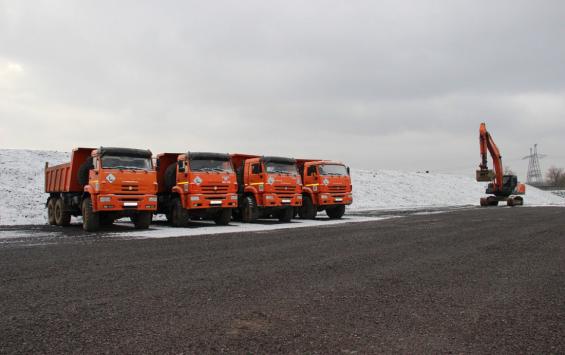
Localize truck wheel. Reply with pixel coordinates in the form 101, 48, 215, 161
47, 198, 57, 225
214, 209, 232, 226
241, 195, 258, 223
164, 163, 177, 191
77, 157, 94, 186
326, 205, 346, 219
131, 212, 152, 229
171, 198, 189, 227
278, 207, 294, 223
298, 195, 317, 220
82, 197, 99, 232
54, 198, 71, 226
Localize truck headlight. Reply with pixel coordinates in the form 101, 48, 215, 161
190, 196, 200, 201
320, 194, 329, 200
265, 195, 274, 200
297, 195, 302, 199
258, 184, 264, 192
148, 197, 157, 202
230, 195, 238, 200
100, 196, 111, 202
313, 185, 318, 192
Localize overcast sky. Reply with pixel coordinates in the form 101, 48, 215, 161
1, 0, 564, 178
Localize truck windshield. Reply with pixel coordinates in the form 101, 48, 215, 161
319, 164, 348, 176
101, 155, 152, 170
190, 159, 233, 172
265, 162, 298, 175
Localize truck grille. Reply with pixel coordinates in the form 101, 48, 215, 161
328, 185, 346, 192
274, 185, 295, 193
121, 183, 139, 192
201, 184, 229, 193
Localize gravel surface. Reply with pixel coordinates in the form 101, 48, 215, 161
1, 207, 564, 353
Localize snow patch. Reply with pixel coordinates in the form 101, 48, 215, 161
110, 216, 387, 240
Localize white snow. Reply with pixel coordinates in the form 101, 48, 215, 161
109, 216, 388, 240
350, 169, 565, 211
0, 149, 69, 226
0, 149, 563, 226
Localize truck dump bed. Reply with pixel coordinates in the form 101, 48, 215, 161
45, 148, 94, 193
155, 153, 181, 193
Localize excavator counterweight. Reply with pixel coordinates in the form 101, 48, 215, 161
476, 122, 525, 207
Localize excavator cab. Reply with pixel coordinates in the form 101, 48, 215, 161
486, 175, 518, 196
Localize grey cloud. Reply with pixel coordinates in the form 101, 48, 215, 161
1, 0, 564, 179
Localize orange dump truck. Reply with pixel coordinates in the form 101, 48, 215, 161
230, 154, 302, 223
296, 159, 353, 219
155, 152, 238, 226
45, 147, 157, 231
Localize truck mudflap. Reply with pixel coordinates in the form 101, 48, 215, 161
317, 193, 353, 206
183, 193, 238, 210
260, 193, 302, 207
94, 194, 157, 212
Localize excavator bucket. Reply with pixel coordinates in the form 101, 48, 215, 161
476, 169, 494, 182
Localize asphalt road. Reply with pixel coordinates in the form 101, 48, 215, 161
1, 207, 564, 354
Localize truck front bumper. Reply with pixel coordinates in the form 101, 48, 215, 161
184, 193, 238, 210
316, 193, 353, 206
260, 193, 302, 207
95, 194, 157, 212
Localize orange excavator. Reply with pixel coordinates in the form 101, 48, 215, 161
476, 122, 526, 206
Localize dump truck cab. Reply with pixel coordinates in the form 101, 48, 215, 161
230, 154, 302, 223
296, 159, 353, 219
45, 147, 157, 231
156, 152, 238, 226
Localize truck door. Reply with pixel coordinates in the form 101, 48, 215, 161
248, 161, 263, 187
304, 164, 318, 186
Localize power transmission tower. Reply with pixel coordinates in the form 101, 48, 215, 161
522, 144, 546, 186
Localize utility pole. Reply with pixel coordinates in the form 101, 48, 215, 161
522, 144, 546, 186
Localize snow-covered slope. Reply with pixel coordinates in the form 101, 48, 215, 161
0, 149, 563, 225
350, 169, 565, 211
0, 149, 69, 225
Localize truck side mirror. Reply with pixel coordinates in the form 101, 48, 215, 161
156, 158, 160, 170
178, 160, 185, 173
347, 167, 350, 175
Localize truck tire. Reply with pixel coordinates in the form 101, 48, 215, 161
278, 207, 294, 223
131, 212, 152, 229
241, 195, 258, 223
214, 209, 232, 226
77, 157, 94, 186
82, 197, 99, 232
47, 198, 57, 225
164, 163, 177, 191
326, 205, 346, 219
170, 198, 189, 227
236, 167, 244, 194
54, 198, 71, 226
298, 195, 317, 220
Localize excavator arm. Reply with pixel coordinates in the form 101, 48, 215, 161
477, 122, 503, 189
